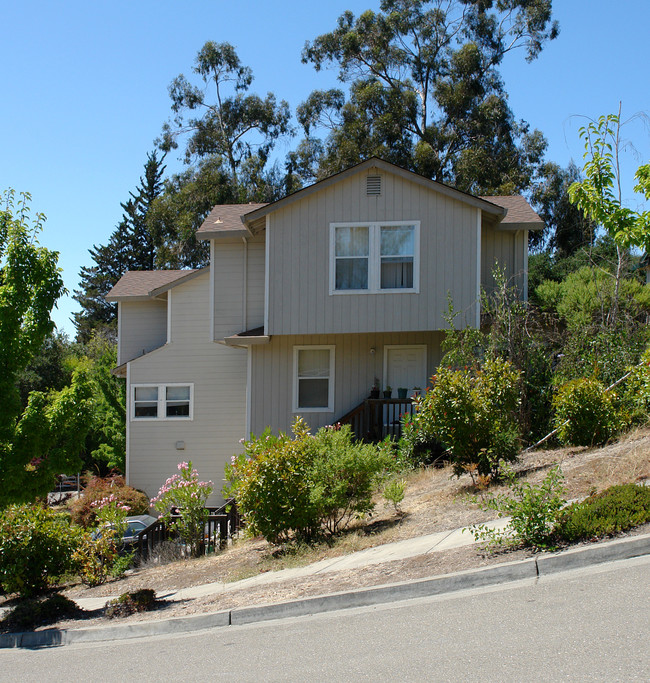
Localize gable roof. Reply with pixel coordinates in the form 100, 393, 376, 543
240, 158, 507, 227
106, 269, 205, 302
480, 195, 543, 231
196, 203, 267, 240
193, 158, 543, 240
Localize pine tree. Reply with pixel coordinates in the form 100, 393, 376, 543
73, 151, 166, 342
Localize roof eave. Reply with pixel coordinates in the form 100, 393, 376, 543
147, 268, 207, 298
197, 227, 251, 242
495, 221, 544, 232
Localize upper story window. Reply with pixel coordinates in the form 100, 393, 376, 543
132, 384, 193, 421
330, 222, 420, 294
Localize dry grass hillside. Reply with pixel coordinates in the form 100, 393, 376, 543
63, 426, 650, 606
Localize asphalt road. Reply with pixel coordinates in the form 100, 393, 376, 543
3, 555, 649, 682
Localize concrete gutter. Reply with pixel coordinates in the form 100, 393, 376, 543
2, 532, 648, 649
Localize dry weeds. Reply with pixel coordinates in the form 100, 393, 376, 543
2, 428, 648, 632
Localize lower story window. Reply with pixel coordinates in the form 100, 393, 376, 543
293, 346, 335, 412
131, 384, 193, 421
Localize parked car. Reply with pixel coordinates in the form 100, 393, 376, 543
92, 514, 158, 549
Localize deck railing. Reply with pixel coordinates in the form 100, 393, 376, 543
338, 398, 416, 441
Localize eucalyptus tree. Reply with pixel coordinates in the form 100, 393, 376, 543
298, 0, 558, 194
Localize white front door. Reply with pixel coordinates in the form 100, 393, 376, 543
384, 345, 427, 393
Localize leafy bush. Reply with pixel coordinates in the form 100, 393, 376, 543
68, 474, 149, 528
468, 464, 566, 551
402, 359, 521, 477
0, 505, 84, 597
308, 426, 394, 534
0, 594, 82, 633
383, 477, 406, 512
553, 378, 619, 446
225, 419, 394, 544
151, 461, 213, 557
621, 349, 650, 425
226, 422, 317, 544
555, 484, 650, 543
73, 532, 128, 587
105, 589, 157, 618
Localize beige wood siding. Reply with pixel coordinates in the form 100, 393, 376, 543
266, 168, 478, 335
128, 272, 245, 505
118, 299, 167, 365
481, 226, 526, 297
246, 235, 265, 329
249, 332, 443, 435
212, 235, 265, 339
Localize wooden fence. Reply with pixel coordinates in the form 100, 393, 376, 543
135, 498, 241, 563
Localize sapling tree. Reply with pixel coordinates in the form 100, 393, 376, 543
568, 109, 650, 323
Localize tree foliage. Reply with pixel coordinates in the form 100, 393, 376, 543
530, 161, 596, 255
568, 111, 650, 323
298, 0, 557, 192
159, 41, 292, 185
73, 151, 166, 341
0, 190, 93, 506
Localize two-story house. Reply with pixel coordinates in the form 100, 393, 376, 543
107, 158, 542, 503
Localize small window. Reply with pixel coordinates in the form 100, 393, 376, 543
380, 225, 414, 289
166, 385, 191, 417
134, 386, 159, 418
334, 225, 369, 290
131, 384, 193, 421
294, 346, 335, 412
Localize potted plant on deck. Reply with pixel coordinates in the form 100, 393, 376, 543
397, 387, 408, 399
370, 378, 380, 399
383, 385, 392, 399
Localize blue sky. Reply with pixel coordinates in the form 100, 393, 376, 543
2, 0, 648, 336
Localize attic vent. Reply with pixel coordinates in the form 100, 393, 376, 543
366, 175, 382, 196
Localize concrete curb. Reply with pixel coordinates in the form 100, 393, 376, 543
1, 532, 648, 649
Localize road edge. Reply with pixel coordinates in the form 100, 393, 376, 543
2, 532, 649, 649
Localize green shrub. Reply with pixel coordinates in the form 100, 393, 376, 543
105, 589, 157, 618
308, 427, 394, 534
225, 420, 318, 544
553, 378, 619, 446
73, 532, 123, 587
68, 474, 149, 528
383, 477, 406, 512
555, 484, 650, 543
225, 419, 394, 544
468, 464, 566, 551
403, 358, 521, 477
621, 349, 650, 425
0, 594, 82, 633
0, 505, 84, 597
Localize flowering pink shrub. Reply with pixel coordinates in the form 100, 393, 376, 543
92, 493, 131, 541
151, 461, 213, 556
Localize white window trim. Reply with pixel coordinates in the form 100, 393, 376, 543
293, 345, 335, 413
329, 221, 420, 295
131, 383, 194, 421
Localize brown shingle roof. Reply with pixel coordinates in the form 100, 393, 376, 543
481, 195, 543, 229
106, 270, 200, 300
196, 203, 267, 239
